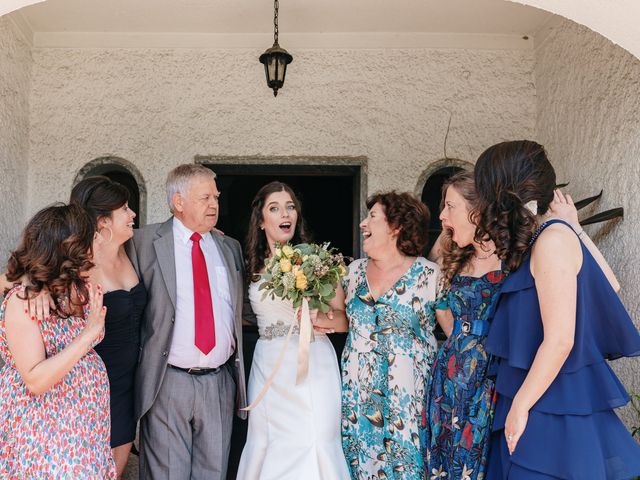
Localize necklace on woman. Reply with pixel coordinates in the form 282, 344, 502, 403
473, 250, 495, 260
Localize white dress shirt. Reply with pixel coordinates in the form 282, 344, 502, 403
168, 217, 235, 369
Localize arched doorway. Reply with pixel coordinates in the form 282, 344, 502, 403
417, 159, 473, 254
421, 165, 464, 253
74, 157, 146, 227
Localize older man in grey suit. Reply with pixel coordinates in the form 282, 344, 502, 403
127, 164, 252, 479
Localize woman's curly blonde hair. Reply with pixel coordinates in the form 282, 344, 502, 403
438, 171, 479, 292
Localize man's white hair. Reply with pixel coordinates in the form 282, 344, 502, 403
165, 164, 217, 213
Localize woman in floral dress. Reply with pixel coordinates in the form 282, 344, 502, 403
0, 204, 116, 478
333, 191, 443, 479
424, 171, 616, 480
423, 172, 504, 480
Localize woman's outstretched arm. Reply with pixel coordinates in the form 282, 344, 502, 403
549, 189, 620, 292
503, 224, 581, 454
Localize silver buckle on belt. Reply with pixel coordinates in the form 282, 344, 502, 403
461, 321, 471, 334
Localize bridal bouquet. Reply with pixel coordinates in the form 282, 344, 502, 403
259, 242, 348, 313
242, 244, 348, 408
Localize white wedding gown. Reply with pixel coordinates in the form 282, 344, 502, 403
237, 282, 349, 480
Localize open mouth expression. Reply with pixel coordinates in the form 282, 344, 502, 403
261, 190, 298, 245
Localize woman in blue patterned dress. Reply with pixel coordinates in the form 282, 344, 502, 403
331, 191, 445, 479
423, 172, 505, 480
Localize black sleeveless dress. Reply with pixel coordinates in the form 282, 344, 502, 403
94, 282, 147, 447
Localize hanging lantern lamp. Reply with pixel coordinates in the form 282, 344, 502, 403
259, 0, 293, 97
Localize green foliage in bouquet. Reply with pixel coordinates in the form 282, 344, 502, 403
259, 242, 348, 313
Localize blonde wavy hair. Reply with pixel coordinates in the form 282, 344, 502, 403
439, 171, 479, 292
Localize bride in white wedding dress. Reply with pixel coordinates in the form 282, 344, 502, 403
237, 182, 349, 480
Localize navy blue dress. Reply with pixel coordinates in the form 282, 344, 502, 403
485, 220, 640, 479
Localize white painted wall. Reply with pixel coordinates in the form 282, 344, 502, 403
508, 0, 640, 60
535, 18, 640, 428
0, 0, 44, 17
5, 1, 640, 62
0, 17, 31, 269
26, 46, 535, 223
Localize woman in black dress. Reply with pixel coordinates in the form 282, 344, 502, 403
70, 176, 147, 477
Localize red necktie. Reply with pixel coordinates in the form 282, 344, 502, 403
190, 232, 216, 354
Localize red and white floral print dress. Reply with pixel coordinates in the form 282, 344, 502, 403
0, 286, 116, 479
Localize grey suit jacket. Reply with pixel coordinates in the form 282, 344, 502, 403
127, 217, 253, 421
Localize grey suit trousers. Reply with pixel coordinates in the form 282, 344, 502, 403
139, 364, 236, 480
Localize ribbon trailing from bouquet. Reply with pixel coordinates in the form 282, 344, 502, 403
241, 298, 315, 411
296, 297, 315, 384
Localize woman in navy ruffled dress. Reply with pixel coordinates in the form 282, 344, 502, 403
474, 140, 640, 480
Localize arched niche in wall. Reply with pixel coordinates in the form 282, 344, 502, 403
74, 157, 146, 227
416, 158, 473, 254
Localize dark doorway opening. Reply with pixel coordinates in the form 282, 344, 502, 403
209, 163, 361, 260
421, 165, 464, 254
206, 162, 362, 480
80, 165, 142, 229
421, 165, 465, 345
103, 171, 141, 228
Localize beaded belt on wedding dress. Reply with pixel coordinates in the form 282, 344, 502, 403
260, 320, 300, 340
243, 300, 314, 411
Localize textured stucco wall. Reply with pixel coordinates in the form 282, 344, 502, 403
535, 19, 640, 429
509, 0, 640, 61
26, 47, 535, 223
0, 17, 31, 267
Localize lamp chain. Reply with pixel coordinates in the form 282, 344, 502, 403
274, 0, 279, 45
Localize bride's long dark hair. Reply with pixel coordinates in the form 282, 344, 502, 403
245, 182, 311, 282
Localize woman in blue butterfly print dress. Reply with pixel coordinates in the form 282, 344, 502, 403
423, 172, 505, 480
330, 191, 449, 480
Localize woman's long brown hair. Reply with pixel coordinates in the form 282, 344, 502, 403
70, 175, 129, 225
474, 140, 556, 272
6, 204, 95, 317
438, 171, 479, 291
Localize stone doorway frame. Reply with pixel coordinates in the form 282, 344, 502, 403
195, 155, 368, 257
